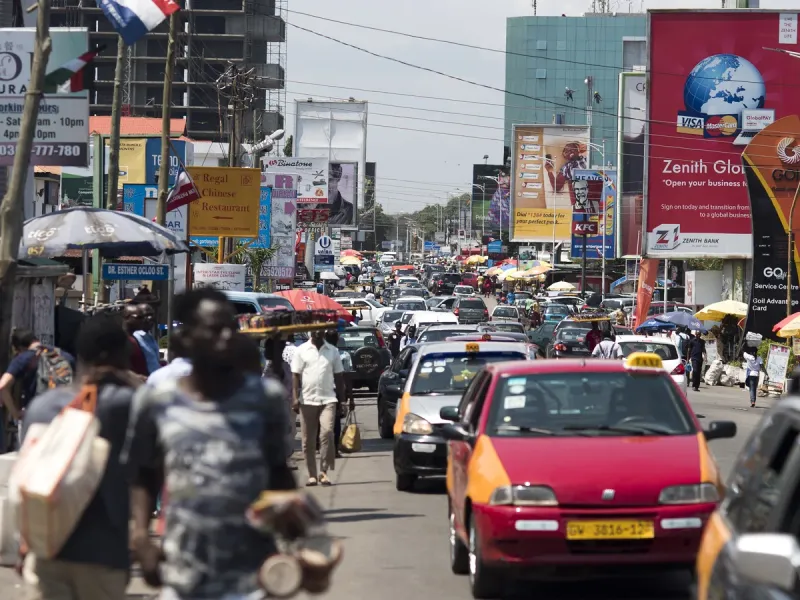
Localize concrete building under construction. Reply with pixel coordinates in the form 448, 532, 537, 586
49, 0, 287, 144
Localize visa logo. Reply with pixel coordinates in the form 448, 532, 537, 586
677, 113, 704, 136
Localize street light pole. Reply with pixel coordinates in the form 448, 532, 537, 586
586, 140, 607, 299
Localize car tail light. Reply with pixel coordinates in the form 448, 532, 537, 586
554, 343, 567, 352
484, 309, 489, 316
375, 330, 386, 348
454, 308, 460, 315
671, 362, 685, 375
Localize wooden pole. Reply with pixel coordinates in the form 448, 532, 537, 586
105, 36, 125, 210
0, 0, 51, 372
156, 12, 179, 227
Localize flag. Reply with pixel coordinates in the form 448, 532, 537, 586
100, 0, 180, 46
43, 48, 103, 94
165, 166, 201, 212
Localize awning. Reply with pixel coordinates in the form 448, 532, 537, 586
609, 276, 674, 292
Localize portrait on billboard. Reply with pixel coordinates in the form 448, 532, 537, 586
487, 168, 510, 232
317, 162, 356, 226
620, 73, 645, 257
569, 179, 599, 214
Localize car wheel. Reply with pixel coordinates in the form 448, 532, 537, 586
468, 514, 503, 599
395, 472, 416, 492
449, 501, 469, 575
378, 398, 393, 439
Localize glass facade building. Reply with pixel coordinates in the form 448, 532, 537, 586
504, 14, 647, 168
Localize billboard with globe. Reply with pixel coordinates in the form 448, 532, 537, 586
644, 10, 800, 258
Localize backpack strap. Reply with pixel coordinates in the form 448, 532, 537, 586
66, 385, 99, 414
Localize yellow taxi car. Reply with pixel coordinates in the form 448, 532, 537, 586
439, 353, 737, 598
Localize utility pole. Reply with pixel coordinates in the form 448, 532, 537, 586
157, 12, 179, 227
105, 36, 125, 209
0, 0, 51, 371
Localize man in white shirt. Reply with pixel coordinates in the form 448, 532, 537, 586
592, 331, 623, 359
291, 329, 345, 487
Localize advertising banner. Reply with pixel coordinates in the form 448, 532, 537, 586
618, 72, 646, 257
262, 172, 298, 281
741, 114, 800, 339
570, 170, 617, 260
634, 258, 659, 326
314, 234, 335, 273
472, 164, 509, 236
193, 264, 247, 292
262, 157, 328, 204
0, 28, 90, 166
187, 167, 260, 238
645, 10, 800, 258
121, 184, 187, 239
510, 125, 590, 242
145, 138, 188, 186
363, 162, 376, 232
110, 139, 147, 187
294, 100, 368, 226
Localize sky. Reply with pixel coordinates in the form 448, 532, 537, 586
285, 0, 787, 215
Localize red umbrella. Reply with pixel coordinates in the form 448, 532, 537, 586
772, 312, 800, 332
274, 290, 354, 322
341, 249, 362, 257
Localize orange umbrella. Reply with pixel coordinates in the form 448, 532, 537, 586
274, 290, 354, 321
341, 249, 362, 257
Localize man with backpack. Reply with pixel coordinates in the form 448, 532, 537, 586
0, 329, 74, 451
591, 330, 623, 360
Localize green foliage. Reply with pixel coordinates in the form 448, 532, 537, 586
686, 258, 723, 271
283, 135, 293, 157
757, 339, 797, 374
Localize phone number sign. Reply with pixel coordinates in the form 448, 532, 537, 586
0, 96, 89, 167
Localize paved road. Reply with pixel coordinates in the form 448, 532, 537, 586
1, 349, 770, 600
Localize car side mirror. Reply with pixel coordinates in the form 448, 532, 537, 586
439, 423, 472, 442
398, 369, 409, 379
732, 533, 800, 591
386, 384, 403, 395
704, 420, 737, 441
439, 406, 459, 422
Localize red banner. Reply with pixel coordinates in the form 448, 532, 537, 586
634, 258, 659, 326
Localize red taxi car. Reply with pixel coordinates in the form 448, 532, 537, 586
439, 353, 737, 599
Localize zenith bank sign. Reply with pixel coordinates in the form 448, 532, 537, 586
572, 221, 598, 236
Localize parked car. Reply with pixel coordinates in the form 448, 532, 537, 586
490, 305, 521, 322
430, 272, 462, 295
453, 285, 476, 298
453, 296, 488, 324
461, 272, 479, 288
335, 327, 392, 391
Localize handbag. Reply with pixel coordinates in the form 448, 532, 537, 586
339, 409, 362, 453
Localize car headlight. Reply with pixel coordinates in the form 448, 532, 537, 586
489, 485, 558, 506
402, 413, 433, 435
658, 483, 719, 504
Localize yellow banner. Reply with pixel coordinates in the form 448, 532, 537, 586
188, 167, 261, 237
111, 138, 147, 187
510, 124, 590, 241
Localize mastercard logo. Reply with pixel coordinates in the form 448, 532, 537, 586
705, 115, 738, 137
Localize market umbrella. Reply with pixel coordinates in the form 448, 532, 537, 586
655, 311, 707, 332
20, 207, 189, 258
340, 249, 362, 258
773, 312, 800, 332
466, 255, 488, 265
776, 314, 800, 337
484, 266, 503, 276
522, 263, 552, 277
636, 318, 677, 332
319, 271, 340, 281
694, 300, 748, 321
500, 263, 516, 271
340, 256, 361, 266
548, 281, 576, 292
274, 290, 354, 321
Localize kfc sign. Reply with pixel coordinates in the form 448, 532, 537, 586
572, 221, 598, 236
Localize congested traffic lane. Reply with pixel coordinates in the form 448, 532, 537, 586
304, 385, 766, 600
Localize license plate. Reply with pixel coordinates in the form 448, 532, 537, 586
411, 443, 436, 453
566, 520, 655, 540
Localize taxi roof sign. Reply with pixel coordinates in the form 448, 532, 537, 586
465, 342, 480, 353
624, 352, 664, 371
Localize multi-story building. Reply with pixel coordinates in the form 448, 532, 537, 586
504, 13, 646, 167
49, 0, 286, 143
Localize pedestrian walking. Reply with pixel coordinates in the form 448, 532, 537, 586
388, 321, 403, 358
291, 329, 346, 487
122, 305, 152, 377
686, 331, 707, 391
591, 331, 623, 359
0, 329, 74, 452
147, 332, 193, 387
586, 322, 603, 353
325, 330, 355, 455
743, 351, 763, 408
401, 325, 418, 351
20, 314, 141, 600
125, 288, 297, 599
134, 303, 162, 374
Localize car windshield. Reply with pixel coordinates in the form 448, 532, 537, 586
398, 289, 423, 297
441, 274, 461, 283
460, 299, 486, 309
257, 297, 295, 311
411, 351, 525, 394
396, 301, 426, 311
339, 330, 382, 350
488, 372, 694, 437
618, 342, 679, 360
417, 327, 478, 343
545, 304, 571, 314
558, 320, 612, 334
395, 269, 415, 277
381, 310, 404, 324
489, 323, 525, 334
556, 328, 588, 342
364, 298, 382, 308
455, 286, 474, 294
400, 312, 419, 325
493, 307, 518, 318
426, 297, 445, 308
